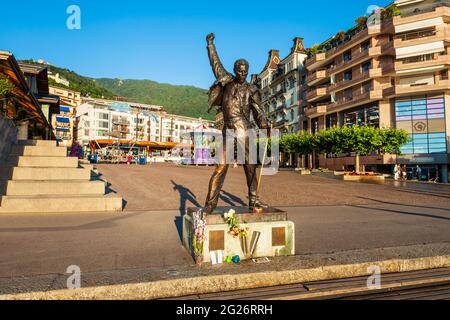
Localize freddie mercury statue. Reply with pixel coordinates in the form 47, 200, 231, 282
204, 32, 270, 215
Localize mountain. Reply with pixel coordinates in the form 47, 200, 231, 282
18, 60, 214, 120
19, 59, 116, 100
96, 78, 212, 120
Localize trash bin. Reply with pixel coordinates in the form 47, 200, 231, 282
139, 156, 147, 165
91, 154, 98, 164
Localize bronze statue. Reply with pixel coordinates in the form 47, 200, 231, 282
204, 32, 269, 215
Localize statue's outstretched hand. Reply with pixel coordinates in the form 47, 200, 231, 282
206, 33, 215, 45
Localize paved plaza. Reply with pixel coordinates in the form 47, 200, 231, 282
98, 163, 450, 211
0, 163, 448, 294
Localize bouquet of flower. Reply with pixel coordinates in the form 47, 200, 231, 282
192, 210, 206, 255
224, 209, 247, 238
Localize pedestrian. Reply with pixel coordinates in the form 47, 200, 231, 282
401, 165, 407, 180
415, 165, 422, 180
393, 164, 400, 181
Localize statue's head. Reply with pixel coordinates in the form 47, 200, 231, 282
234, 59, 249, 84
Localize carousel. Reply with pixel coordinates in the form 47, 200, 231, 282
183, 121, 221, 166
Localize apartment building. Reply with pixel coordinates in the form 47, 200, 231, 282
48, 85, 82, 108
259, 38, 308, 135
301, 0, 449, 182
51, 105, 74, 148
76, 97, 214, 151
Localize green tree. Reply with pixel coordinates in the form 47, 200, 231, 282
355, 16, 368, 29
379, 127, 410, 154
0, 74, 15, 117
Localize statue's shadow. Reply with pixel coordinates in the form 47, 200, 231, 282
171, 180, 246, 242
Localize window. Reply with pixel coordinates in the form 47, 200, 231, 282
326, 113, 338, 129
440, 70, 448, 80
361, 40, 370, 52
96, 121, 109, 129
343, 50, 352, 62
97, 112, 109, 120
344, 70, 352, 81
344, 88, 353, 101
362, 80, 372, 93
344, 104, 379, 128
399, 28, 435, 41
289, 77, 295, 89
395, 95, 447, 154
401, 53, 434, 64
312, 118, 319, 134
362, 61, 372, 73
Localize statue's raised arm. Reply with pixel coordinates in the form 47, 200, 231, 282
206, 33, 232, 82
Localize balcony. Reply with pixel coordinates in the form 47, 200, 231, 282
274, 119, 289, 128
394, 28, 448, 48
328, 48, 372, 75
328, 89, 383, 112
305, 104, 328, 117
393, 3, 450, 25
395, 54, 450, 74
307, 69, 330, 86
305, 52, 327, 70
369, 41, 395, 57
383, 80, 450, 97
328, 68, 382, 93
306, 85, 329, 102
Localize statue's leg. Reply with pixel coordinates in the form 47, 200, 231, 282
204, 164, 229, 214
243, 163, 258, 206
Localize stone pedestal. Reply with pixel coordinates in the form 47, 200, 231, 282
183, 207, 295, 264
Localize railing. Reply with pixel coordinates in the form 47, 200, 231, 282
306, 85, 329, 100
401, 2, 450, 18
328, 90, 380, 111
329, 49, 371, 74
329, 71, 371, 92
396, 29, 436, 42
307, 69, 329, 83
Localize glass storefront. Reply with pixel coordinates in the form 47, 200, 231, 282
395, 94, 447, 154
344, 104, 379, 127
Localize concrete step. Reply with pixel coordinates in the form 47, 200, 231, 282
7, 156, 79, 168
11, 167, 91, 181
0, 194, 123, 213
5, 180, 105, 196
17, 140, 58, 147
79, 163, 94, 171
11, 145, 67, 157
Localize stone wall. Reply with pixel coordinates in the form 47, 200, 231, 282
0, 115, 17, 165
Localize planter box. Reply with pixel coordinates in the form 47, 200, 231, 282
341, 175, 385, 182
297, 169, 311, 175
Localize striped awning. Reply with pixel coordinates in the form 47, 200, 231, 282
60, 105, 71, 113
56, 116, 70, 123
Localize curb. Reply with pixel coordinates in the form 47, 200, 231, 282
2, 254, 450, 300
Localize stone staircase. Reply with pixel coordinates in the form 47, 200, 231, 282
0, 140, 122, 213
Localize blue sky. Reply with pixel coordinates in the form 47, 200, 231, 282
1, 0, 391, 89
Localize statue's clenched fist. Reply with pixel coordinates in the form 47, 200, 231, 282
206, 33, 215, 45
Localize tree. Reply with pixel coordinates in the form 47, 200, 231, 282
334, 31, 347, 42
313, 126, 410, 174
355, 16, 368, 29
379, 128, 410, 154
381, 4, 401, 20
0, 74, 15, 117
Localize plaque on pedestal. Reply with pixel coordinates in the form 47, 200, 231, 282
182, 207, 295, 264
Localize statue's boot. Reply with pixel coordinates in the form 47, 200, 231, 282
249, 197, 270, 210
